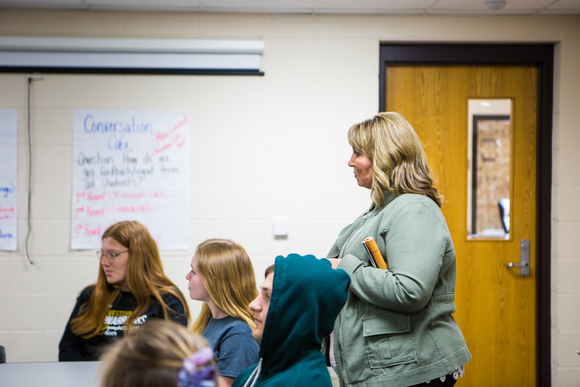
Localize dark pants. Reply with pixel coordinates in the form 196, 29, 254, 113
410, 376, 458, 387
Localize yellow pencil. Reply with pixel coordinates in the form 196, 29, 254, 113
363, 237, 388, 270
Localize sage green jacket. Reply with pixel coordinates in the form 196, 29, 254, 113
329, 191, 471, 387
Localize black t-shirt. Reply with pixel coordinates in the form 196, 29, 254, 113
58, 286, 187, 361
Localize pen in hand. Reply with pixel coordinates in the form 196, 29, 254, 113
363, 237, 388, 270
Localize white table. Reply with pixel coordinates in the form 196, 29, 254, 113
0, 361, 101, 387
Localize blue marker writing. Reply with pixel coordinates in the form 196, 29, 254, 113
0, 229, 14, 239
0, 183, 15, 198
84, 114, 153, 135
108, 134, 133, 152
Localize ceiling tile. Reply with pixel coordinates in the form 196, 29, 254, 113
204, 0, 315, 7
546, 0, 580, 10
87, 0, 202, 10
316, 0, 434, 9
434, 0, 558, 11
0, 0, 579, 14
0, 0, 85, 7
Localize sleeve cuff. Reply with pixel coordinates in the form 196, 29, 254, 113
337, 254, 364, 277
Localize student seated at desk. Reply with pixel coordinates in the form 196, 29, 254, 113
59, 221, 190, 361
232, 254, 351, 387
100, 319, 216, 387
186, 239, 260, 387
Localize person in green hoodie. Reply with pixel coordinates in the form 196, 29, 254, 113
326, 112, 471, 387
232, 254, 351, 387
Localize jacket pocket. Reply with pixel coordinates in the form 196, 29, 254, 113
363, 313, 417, 368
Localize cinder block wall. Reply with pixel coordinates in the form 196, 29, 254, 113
0, 10, 578, 386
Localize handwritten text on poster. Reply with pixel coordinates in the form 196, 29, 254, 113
72, 110, 190, 250
0, 109, 18, 251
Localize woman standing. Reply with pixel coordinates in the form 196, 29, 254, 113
186, 239, 260, 387
327, 113, 471, 387
59, 221, 190, 361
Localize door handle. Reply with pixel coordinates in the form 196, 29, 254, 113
506, 262, 528, 268
506, 239, 530, 276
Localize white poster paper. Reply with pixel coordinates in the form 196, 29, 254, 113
0, 109, 18, 251
72, 110, 190, 250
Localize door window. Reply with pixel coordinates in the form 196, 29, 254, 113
467, 99, 512, 239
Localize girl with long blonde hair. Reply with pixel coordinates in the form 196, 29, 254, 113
186, 239, 259, 387
59, 221, 190, 361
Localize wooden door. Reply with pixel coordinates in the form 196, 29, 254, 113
386, 66, 537, 386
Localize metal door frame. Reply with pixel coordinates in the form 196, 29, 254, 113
379, 43, 554, 387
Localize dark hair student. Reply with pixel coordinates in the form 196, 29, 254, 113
232, 254, 350, 387
59, 221, 190, 361
326, 112, 471, 387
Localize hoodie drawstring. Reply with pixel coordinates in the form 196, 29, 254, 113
243, 357, 263, 387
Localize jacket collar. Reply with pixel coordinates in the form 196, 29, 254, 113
370, 190, 398, 214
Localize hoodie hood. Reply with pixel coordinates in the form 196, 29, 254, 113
258, 254, 350, 376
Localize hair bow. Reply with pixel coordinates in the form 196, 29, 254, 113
176, 347, 216, 387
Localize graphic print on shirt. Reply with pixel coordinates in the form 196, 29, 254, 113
98, 309, 148, 336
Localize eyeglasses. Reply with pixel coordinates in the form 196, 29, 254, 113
97, 250, 129, 263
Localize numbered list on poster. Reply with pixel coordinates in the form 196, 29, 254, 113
72, 110, 190, 250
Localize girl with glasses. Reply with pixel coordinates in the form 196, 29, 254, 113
58, 221, 190, 361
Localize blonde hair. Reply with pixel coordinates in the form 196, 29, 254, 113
348, 112, 443, 208
71, 221, 190, 338
100, 319, 214, 387
191, 239, 258, 335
